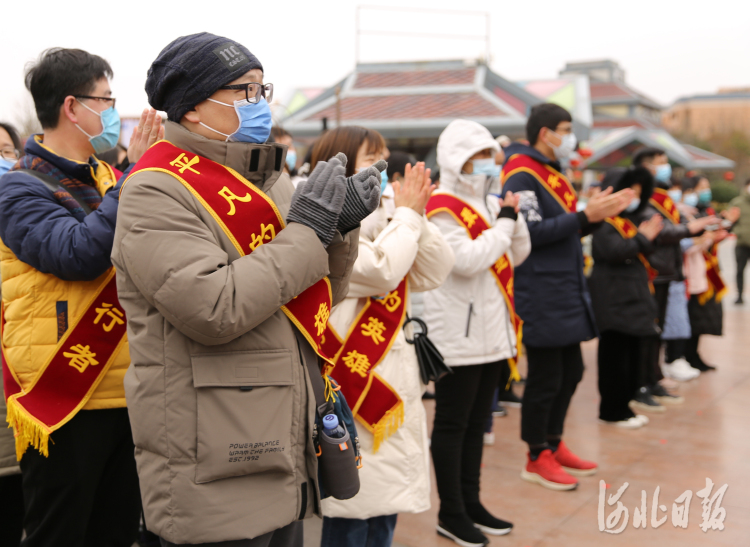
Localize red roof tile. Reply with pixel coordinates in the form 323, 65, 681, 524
303, 94, 504, 121
593, 118, 651, 129
492, 86, 527, 115
590, 83, 634, 100
353, 69, 476, 89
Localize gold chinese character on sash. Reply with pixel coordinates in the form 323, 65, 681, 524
360, 317, 386, 345
564, 192, 575, 208
249, 223, 276, 251
63, 344, 99, 373
460, 207, 478, 229
506, 277, 514, 297
342, 350, 371, 378
314, 302, 330, 337
169, 153, 201, 175
93, 303, 125, 332
381, 291, 402, 313
218, 186, 253, 216
548, 175, 561, 189
496, 256, 509, 271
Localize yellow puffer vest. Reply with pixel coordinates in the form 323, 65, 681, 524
1, 159, 129, 410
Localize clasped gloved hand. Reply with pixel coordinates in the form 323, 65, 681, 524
287, 155, 347, 247
337, 157, 388, 234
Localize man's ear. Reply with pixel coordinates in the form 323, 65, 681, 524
61, 96, 79, 125
183, 109, 200, 124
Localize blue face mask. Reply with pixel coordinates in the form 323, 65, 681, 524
655, 163, 672, 183
202, 97, 272, 144
380, 169, 388, 194
471, 158, 497, 177
683, 193, 699, 207
668, 189, 682, 203
625, 198, 640, 213
698, 189, 712, 204
75, 100, 121, 154
285, 150, 297, 172
0, 157, 15, 176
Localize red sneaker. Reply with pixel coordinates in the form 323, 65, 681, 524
553, 441, 598, 477
521, 449, 578, 491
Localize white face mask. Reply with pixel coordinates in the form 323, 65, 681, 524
547, 130, 577, 160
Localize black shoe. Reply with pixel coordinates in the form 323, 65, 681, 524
629, 387, 666, 413
465, 502, 513, 536
437, 512, 489, 547
649, 383, 684, 405
735, 296, 744, 305
497, 389, 522, 408
422, 391, 436, 400
491, 404, 507, 417
689, 360, 717, 372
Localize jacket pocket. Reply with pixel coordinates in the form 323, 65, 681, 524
192, 349, 296, 484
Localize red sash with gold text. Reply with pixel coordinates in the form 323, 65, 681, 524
649, 188, 681, 225
699, 246, 727, 304
123, 141, 333, 362
3, 270, 127, 458
501, 154, 577, 213
320, 278, 408, 452
605, 217, 658, 293
425, 194, 523, 383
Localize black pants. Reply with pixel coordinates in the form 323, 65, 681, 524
665, 339, 686, 363
521, 344, 584, 446
0, 473, 24, 546
431, 361, 501, 516
160, 521, 303, 547
685, 335, 707, 368
643, 283, 669, 386
735, 244, 750, 296
598, 331, 643, 421
20, 408, 141, 547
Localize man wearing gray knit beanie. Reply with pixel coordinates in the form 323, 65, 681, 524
111, 32, 385, 546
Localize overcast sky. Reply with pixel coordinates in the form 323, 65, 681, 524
2, 0, 749, 128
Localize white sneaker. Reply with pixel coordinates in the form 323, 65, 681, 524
634, 414, 649, 425
598, 417, 644, 429
483, 432, 495, 446
662, 358, 700, 381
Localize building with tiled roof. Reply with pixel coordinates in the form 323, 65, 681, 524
280, 60, 560, 160
560, 60, 663, 131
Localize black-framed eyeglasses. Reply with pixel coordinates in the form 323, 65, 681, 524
0, 147, 19, 161
75, 95, 117, 109
218, 83, 273, 104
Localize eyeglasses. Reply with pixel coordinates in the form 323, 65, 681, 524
0, 147, 19, 161
75, 95, 117, 109
218, 83, 273, 104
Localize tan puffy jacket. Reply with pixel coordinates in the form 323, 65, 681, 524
111, 122, 358, 544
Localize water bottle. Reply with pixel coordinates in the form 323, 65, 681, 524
322, 414, 346, 439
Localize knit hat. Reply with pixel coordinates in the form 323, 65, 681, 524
146, 32, 263, 122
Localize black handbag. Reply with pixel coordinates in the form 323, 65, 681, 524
403, 315, 452, 384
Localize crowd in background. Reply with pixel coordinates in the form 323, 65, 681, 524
0, 32, 746, 547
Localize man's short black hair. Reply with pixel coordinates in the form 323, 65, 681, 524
386, 151, 416, 181
25, 48, 113, 129
0, 122, 23, 151
744, 177, 750, 188
632, 146, 666, 166
526, 103, 572, 146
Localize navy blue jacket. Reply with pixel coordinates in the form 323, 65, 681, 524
502, 143, 597, 348
0, 137, 130, 281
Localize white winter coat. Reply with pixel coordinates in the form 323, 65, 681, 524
423, 120, 531, 366
322, 188, 455, 519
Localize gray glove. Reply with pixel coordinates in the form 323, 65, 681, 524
337, 159, 388, 234
287, 155, 347, 247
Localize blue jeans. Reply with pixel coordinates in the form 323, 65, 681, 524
321, 515, 398, 547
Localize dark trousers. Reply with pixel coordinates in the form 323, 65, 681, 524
485, 361, 513, 433
160, 521, 303, 547
685, 335, 706, 368
321, 515, 397, 547
431, 361, 501, 516
521, 344, 584, 446
665, 339, 687, 363
644, 283, 669, 386
735, 244, 750, 295
0, 473, 24, 546
598, 331, 642, 422
20, 408, 141, 547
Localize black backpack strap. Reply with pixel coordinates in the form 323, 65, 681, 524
16, 169, 94, 216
